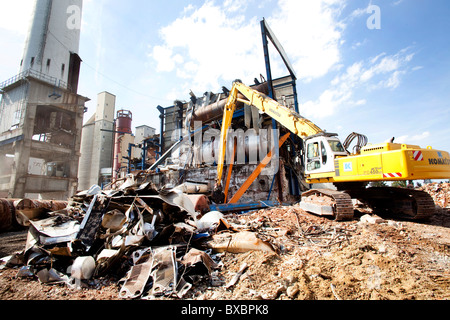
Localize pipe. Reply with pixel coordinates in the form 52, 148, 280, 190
0, 199, 15, 232
157, 105, 165, 160
0, 198, 68, 231
13, 199, 68, 227
190, 82, 269, 127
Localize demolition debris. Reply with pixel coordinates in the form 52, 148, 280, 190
1, 181, 450, 300
0, 179, 286, 300
420, 182, 450, 210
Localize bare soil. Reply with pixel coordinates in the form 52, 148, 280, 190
1, 203, 449, 301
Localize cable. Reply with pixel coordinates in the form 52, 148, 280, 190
47, 30, 171, 103
81, 61, 171, 102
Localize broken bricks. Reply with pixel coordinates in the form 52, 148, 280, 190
0, 183, 281, 299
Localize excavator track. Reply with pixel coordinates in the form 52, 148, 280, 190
300, 187, 436, 221
355, 187, 436, 220
300, 189, 354, 221
410, 190, 436, 220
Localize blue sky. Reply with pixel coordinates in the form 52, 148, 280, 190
1, 0, 450, 154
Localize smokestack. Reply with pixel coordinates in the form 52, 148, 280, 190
20, 0, 83, 92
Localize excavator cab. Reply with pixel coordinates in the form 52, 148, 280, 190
304, 133, 347, 175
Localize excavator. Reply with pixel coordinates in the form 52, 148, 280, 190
215, 80, 450, 220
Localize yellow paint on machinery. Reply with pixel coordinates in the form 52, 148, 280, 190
308, 143, 450, 183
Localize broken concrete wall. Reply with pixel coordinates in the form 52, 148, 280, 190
0, 76, 88, 200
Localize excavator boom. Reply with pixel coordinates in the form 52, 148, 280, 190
216, 81, 450, 220
217, 81, 323, 184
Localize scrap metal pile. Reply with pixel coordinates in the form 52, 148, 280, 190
0, 177, 277, 299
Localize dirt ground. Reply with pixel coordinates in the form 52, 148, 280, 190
1, 202, 449, 301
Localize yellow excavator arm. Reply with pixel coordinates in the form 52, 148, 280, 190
216, 80, 450, 187
216, 81, 323, 185
215, 80, 450, 220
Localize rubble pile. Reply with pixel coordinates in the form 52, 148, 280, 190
1, 182, 450, 300
419, 182, 450, 209
0, 179, 277, 300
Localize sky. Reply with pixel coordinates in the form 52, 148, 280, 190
1, 0, 450, 154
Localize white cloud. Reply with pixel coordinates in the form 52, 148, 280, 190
0, 0, 34, 35
351, 39, 368, 49
300, 47, 415, 118
0, 0, 34, 77
302, 88, 347, 118
149, 0, 346, 93
165, 87, 181, 102
183, 4, 195, 14
268, 0, 345, 81
396, 131, 431, 145
149, 1, 262, 92
153, 45, 177, 72
223, 0, 248, 13
393, 0, 405, 6
149, 0, 415, 120
381, 70, 404, 89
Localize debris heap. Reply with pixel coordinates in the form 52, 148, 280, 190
419, 182, 450, 210
0, 179, 276, 299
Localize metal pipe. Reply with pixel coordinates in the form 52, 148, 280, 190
190, 82, 269, 126
14, 198, 67, 217
0, 198, 68, 228
157, 105, 165, 160
0, 199, 15, 231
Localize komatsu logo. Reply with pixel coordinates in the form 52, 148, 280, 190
428, 158, 450, 165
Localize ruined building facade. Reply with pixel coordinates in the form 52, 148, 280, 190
0, 0, 88, 200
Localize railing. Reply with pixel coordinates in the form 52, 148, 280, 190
0, 68, 71, 92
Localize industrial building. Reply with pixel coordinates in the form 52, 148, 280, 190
0, 2, 449, 304
134, 125, 156, 159
145, 75, 304, 212
77, 90, 158, 189
78, 92, 116, 190
78, 96, 158, 189
0, 0, 88, 200
0, 0, 299, 208
1, 1, 446, 223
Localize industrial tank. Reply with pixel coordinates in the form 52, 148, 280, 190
113, 110, 133, 179
116, 110, 133, 135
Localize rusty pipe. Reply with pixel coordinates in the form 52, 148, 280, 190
0, 199, 15, 232
190, 82, 269, 127
13, 199, 68, 227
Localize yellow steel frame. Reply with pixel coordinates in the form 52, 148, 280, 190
306, 143, 450, 184
217, 81, 323, 186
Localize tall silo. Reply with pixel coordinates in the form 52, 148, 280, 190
78, 116, 95, 190
78, 92, 116, 190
